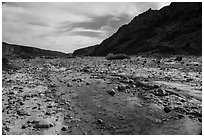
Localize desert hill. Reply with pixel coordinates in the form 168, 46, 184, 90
2, 42, 70, 59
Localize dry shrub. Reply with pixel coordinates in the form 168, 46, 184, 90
2, 58, 20, 70
106, 53, 130, 60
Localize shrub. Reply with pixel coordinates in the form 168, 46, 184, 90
19, 53, 33, 59
106, 53, 130, 60
174, 56, 182, 61
2, 58, 9, 65
2, 58, 19, 70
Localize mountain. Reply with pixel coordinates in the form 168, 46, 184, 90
73, 2, 202, 56
2, 42, 69, 59
73, 45, 99, 56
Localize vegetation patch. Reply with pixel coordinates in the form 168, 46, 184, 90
2, 58, 20, 71
106, 53, 130, 60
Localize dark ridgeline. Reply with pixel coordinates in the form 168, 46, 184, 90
2, 42, 71, 59
73, 2, 202, 56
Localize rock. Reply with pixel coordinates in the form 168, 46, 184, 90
21, 124, 27, 129
175, 57, 182, 61
162, 118, 167, 121
86, 82, 91, 85
176, 114, 185, 119
97, 119, 103, 124
33, 122, 53, 129
164, 106, 171, 113
118, 115, 125, 120
49, 84, 56, 88
45, 111, 51, 115
8, 91, 15, 95
45, 98, 52, 102
61, 126, 67, 131
27, 120, 39, 124
198, 118, 202, 123
154, 89, 167, 96
67, 83, 73, 87
17, 110, 28, 116
107, 89, 116, 96
47, 105, 52, 108
153, 119, 162, 124
143, 93, 152, 100
190, 62, 199, 66
3, 125, 10, 132
118, 85, 126, 91
187, 111, 202, 117
32, 106, 37, 109
143, 60, 147, 64
26, 112, 31, 116
82, 67, 91, 73
72, 78, 82, 82
186, 78, 193, 82
180, 99, 186, 102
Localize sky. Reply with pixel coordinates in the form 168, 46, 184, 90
2, 2, 170, 53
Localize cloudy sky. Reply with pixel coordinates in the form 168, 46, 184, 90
2, 2, 170, 53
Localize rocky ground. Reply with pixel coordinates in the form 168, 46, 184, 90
2, 55, 202, 135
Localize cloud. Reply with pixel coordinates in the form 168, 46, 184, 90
71, 13, 131, 30
52, 13, 132, 39
70, 28, 104, 38
2, 2, 170, 53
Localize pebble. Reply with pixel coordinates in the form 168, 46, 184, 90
118, 115, 125, 120
19, 102, 24, 105
176, 114, 185, 119
17, 110, 28, 116
47, 105, 52, 108
32, 106, 37, 109
154, 89, 167, 96
33, 122, 53, 129
118, 85, 126, 91
153, 119, 162, 124
107, 89, 116, 96
61, 126, 67, 131
164, 106, 171, 113
97, 119, 103, 124
67, 83, 73, 87
21, 125, 27, 129
180, 99, 186, 102
198, 118, 202, 123
45, 111, 52, 115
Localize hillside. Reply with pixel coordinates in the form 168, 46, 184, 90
2, 42, 69, 59
73, 45, 98, 56
74, 2, 202, 56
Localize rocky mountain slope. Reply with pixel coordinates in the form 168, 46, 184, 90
74, 2, 202, 56
2, 42, 69, 59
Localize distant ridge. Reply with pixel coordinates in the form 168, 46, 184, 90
2, 42, 70, 59
73, 2, 202, 56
